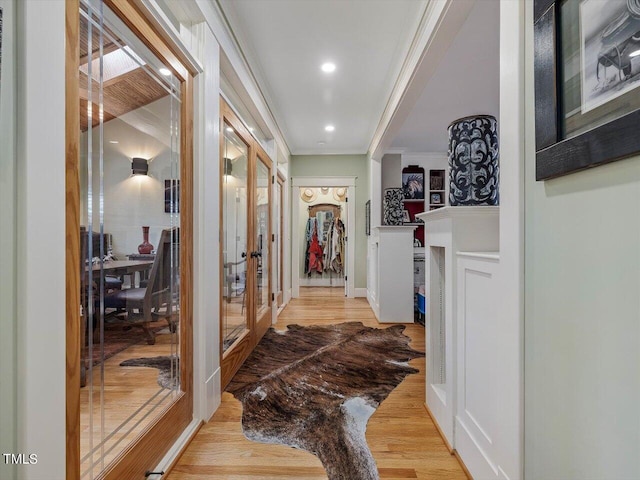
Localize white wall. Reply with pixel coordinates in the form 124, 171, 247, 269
381, 153, 402, 191
81, 96, 180, 259
0, 1, 18, 479
524, 2, 640, 479
15, 1, 66, 478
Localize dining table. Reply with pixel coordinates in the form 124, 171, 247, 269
81, 259, 155, 387
87, 258, 155, 273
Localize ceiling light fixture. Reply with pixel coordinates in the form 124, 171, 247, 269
630, 49, 640, 58
159, 67, 172, 76
325, 125, 335, 132
226, 127, 234, 132
109, 140, 119, 144
321, 62, 336, 73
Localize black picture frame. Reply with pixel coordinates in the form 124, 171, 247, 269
365, 200, 371, 236
164, 179, 179, 213
534, 0, 640, 180
401, 169, 425, 199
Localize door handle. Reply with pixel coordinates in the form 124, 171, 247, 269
250, 251, 262, 258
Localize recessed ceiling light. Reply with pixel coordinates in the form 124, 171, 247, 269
249, 127, 254, 132
109, 140, 119, 144
325, 125, 335, 132
317, 141, 326, 145
159, 67, 171, 76
226, 127, 234, 132
321, 62, 336, 73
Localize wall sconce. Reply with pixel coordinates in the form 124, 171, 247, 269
224, 157, 233, 176
132, 157, 149, 176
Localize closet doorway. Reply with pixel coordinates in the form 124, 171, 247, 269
220, 98, 273, 387
291, 177, 356, 298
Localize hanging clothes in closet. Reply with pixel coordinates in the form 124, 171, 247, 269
323, 217, 345, 274
304, 217, 318, 274
307, 221, 323, 273
304, 203, 345, 277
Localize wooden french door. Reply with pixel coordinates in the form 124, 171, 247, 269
66, 1, 195, 479
276, 173, 285, 307
220, 98, 273, 388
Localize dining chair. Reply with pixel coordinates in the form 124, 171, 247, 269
102, 227, 179, 345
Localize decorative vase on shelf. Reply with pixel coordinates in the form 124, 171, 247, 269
448, 114, 499, 206
383, 188, 404, 225
138, 226, 153, 254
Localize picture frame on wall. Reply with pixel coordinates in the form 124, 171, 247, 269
534, 0, 640, 180
402, 171, 424, 199
365, 200, 371, 236
430, 193, 442, 205
164, 179, 180, 213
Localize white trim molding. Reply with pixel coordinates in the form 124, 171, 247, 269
368, 0, 475, 160
195, 0, 291, 159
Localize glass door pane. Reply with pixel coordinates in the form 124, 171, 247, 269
342, 188, 348, 297
255, 157, 270, 321
79, 2, 182, 477
276, 177, 284, 306
222, 124, 249, 352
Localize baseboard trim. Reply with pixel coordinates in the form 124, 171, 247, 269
453, 449, 474, 480
423, 402, 453, 453
354, 288, 367, 297
153, 419, 203, 478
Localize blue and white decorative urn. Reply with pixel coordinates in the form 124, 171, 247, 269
448, 115, 499, 206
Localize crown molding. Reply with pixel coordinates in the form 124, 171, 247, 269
367, 0, 475, 160
195, 0, 291, 160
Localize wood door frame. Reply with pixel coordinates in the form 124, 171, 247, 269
276, 172, 286, 308
66, 1, 196, 479
220, 98, 274, 389
219, 99, 254, 389
253, 146, 273, 343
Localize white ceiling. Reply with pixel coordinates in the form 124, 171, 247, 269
218, 0, 428, 155
390, 0, 500, 154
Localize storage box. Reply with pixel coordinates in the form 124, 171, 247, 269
417, 293, 426, 314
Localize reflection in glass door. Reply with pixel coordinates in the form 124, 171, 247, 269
73, 1, 192, 478
220, 99, 274, 387
222, 124, 249, 352
276, 174, 285, 307
254, 154, 271, 339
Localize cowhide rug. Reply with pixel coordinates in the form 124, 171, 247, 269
119, 355, 179, 390
226, 321, 424, 480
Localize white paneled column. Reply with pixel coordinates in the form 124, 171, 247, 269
193, 22, 221, 422
16, 1, 66, 478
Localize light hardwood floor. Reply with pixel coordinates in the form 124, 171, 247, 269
80, 327, 179, 479
168, 287, 468, 480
